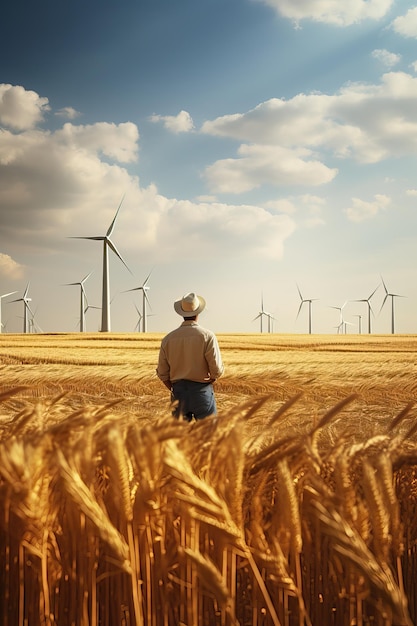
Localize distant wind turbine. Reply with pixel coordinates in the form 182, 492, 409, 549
380, 276, 405, 334
329, 302, 350, 334
266, 312, 276, 333
28, 306, 43, 334
0, 291, 17, 333
9, 284, 33, 333
352, 284, 379, 334
253, 294, 270, 333
296, 284, 318, 334
124, 270, 153, 332
64, 271, 93, 332
133, 303, 143, 332
70, 196, 131, 332
354, 314, 362, 334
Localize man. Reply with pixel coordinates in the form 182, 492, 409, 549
156, 292, 224, 420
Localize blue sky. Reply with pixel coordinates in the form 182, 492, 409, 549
1, 0, 417, 334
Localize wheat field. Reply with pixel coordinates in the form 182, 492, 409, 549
0, 332, 416, 625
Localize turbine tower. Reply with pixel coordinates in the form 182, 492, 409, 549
380, 276, 405, 334
352, 285, 379, 334
64, 271, 93, 332
296, 284, 317, 334
70, 197, 131, 332
124, 270, 152, 332
0, 291, 17, 333
9, 284, 33, 333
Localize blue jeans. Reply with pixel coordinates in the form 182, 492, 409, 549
171, 380, 216, 421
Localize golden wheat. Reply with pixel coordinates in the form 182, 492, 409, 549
1, 334, 417, 625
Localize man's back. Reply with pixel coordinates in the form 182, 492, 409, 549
156, 292, 224, 420
157, 320, 224, 384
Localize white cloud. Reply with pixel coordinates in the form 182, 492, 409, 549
56, 122, 139, 163
371, 49, 401, 68
0, 253, 24, 279
344, 194, 390, 222
406, 189, 417, 196
0, 85, 296, 264
253, 0, 393, 26
203, 144, 337, 193
391, 7, 417, 38
55, 106, 81, 120
149, 110, 194, 133
263, 198, 297, 214
152, 197, 296, 260
411, 61, 417, 73
200, 70, 417, 194
0, 84, 50, 130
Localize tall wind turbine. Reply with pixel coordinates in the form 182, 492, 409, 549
124, 270, 152, 332
70, 197, 131, 332
9, 284, 33, 333
296, 284, 317, 334
0, 291, 17, 333
64, 271, 93, 332
380, 276, 405, 334
253, 294, 270, 333
352, 284, 379, 334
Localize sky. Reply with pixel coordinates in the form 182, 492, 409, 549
1, 0, 417, 335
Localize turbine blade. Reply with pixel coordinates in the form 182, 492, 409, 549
368, 284, 380, 299
80, 271, 93, 284
1, 291, 18, 299
142, 268, 153, 288
106, 194, 125, 237
106, 238, 132, 274
69, 236, 105, 241
380, 275, 388, 294
379, 293, 388, 313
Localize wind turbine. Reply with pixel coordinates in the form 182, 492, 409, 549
133, 303, 143, 332
70, 197, 131, 332
354, 314, 362, 334
380, 276, 405, 334
296, 284, 318, 334
0, 291, 17, 333
253, 294, 270, 333
351, 284, 379, 334
329, 302, 349, 334
266, 312, 276, 333
9, 284, 33, 333
28, 306, 43, 333
124, 270, 152, 332
64, 271, 93, 332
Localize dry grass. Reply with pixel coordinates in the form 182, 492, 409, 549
0, 332, 417, 625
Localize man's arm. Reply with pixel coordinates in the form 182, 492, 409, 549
205, 333, 224, 380
156, 344, 172, 390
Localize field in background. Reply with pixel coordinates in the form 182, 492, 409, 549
0, 333, 417, 625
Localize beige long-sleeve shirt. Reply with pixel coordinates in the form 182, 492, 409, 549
156, 320, 224, 384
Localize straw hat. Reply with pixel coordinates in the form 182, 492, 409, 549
174, 292, 206, 317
